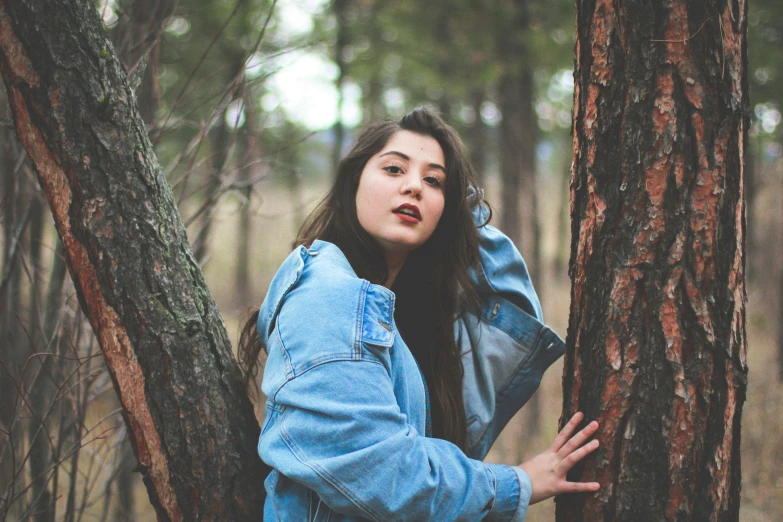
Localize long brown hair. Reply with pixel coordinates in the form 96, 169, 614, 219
239, 106, 486, 450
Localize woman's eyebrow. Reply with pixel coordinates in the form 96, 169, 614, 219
379, 151, 446, 173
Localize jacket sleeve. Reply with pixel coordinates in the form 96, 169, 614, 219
258, 355, 532, 522
459, 196, 566, 460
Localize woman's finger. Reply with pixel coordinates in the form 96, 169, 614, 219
550, 412, 584, 452
558, 438, 600, 473
562, 480, 601, 494
557, 420, 599, 459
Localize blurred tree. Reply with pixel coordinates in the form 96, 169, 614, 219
746, 0, 783, 381
0, 119, 28, 519
331, 0, 349, 174
26, 181, 55, 522
468, 88, 488, 185
746, 0, 782, 277
494, 0, 544, 442
780, 168, 783, 382
113, 0, 174, 125
559, 0, 748, 521
0, 1, 268, 520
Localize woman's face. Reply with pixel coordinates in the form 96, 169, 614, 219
355, 130, 446, 264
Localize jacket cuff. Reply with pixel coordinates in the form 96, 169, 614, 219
484, 463, 531, 521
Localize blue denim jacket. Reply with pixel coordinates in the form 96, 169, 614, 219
256, 203, 565, 521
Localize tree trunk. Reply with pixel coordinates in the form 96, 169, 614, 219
193, 116, 231, 264
111, 3, 173, 513
331, 0, 348, 176
114, 434, 138, 522
435, 0, 452, 119
779, 163, 783, 382
468, 89, 487, 186
0, 122, 26, 519
498, 64, 522, 245
559, 0, 749, 521
361, 1, 384, 122
498, 0, 535, 250
0, 1, 267, 520
235, 91, 259, 307
114, 0, 172, 126
522, 69, 542, 441
497, 0, 542, 444
26, 187, 56, 522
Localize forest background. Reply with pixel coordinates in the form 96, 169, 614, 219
0, 0, 781, 520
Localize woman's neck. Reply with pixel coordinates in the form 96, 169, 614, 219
382, 251, 407, 288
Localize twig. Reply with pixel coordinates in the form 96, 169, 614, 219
650, 15, 711, 43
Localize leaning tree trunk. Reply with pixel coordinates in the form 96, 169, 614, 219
559, 0, 749, 521
112, 3, 173, 516
0, 2, 267, 521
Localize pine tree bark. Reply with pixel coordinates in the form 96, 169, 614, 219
0, 1, 266, 520
111, 4, 173, 515
558, 1, 749, 521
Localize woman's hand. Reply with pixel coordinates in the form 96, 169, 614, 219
519, 412, 601, 505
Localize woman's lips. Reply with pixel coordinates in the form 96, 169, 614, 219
393, 204, 422, 222
395, 212, 420, 223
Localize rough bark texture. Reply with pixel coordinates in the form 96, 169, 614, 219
0, 1, 267, 520
558, 0, 749, 521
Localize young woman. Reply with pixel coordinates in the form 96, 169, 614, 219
239, 107, 600, 521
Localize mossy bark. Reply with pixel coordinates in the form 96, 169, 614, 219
0, 1, 267, 520
559, 0, 749, 521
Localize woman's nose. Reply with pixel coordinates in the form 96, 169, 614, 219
401, 173, 422, 198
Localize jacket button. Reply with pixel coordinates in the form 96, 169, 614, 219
490, 302, 500, 319
308, 251, 320, 256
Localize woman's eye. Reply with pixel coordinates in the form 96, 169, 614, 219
424, 176, 443, 188
383, 165, 403, 174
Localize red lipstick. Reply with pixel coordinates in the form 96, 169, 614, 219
392, 203, 421, 222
